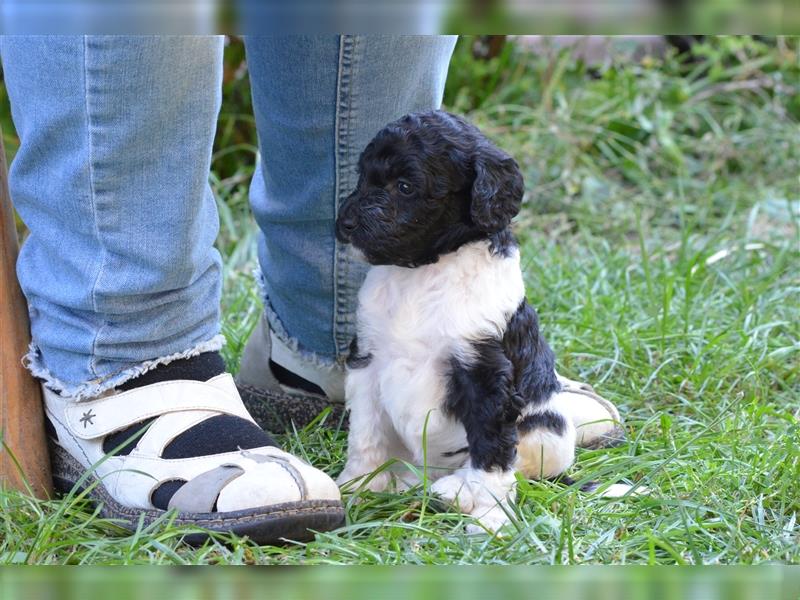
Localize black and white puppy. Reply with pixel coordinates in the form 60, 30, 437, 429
335, 110, 622, 531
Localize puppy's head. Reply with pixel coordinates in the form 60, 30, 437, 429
336, 110, 524, 267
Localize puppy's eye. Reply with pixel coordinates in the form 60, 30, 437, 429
396, 181, 414, 196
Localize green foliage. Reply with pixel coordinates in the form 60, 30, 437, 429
1, 36, 798, 564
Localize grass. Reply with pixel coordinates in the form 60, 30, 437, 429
1, 36, 798, 565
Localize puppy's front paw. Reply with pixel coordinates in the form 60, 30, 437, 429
432, 468, 517, 534
431, 472, 475, 512
465, 504, 513, 535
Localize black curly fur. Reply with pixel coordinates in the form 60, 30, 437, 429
335, 110, 524, 267
445, 301, 561, 471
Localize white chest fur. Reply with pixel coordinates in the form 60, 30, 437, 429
353, 240, 526, 466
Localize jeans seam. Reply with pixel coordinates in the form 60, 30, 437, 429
332, 35, 356, 358
82, 36, 108, 378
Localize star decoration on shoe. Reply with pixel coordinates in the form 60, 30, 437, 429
80, 409, 96, 428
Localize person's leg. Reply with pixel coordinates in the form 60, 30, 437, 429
238, 35, 457, 427
2, 35, 224, 397
1, 36, 342, 542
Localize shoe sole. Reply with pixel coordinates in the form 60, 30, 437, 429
577, 425, 627, 450
238, 383, 348, 433
49, 443, 345, 546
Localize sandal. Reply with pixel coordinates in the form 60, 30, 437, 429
554, 374, 626, 449
237, 316, 347, 432
43, 373, 344, 545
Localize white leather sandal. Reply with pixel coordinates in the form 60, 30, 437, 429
237, 316, 347, 433
554, 374, 625, 449
43, 373, 344, 545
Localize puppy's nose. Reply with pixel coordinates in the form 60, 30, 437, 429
339, 211, 358, 232
336, 204, 359, 242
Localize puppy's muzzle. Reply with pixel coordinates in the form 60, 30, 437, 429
336, 196, 359, 243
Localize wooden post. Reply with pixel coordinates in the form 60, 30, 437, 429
0, 127, 52, 498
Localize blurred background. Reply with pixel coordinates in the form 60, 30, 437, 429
0, 1, 794, 34
1, 565, 799, 598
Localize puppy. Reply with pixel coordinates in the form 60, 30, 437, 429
335, 110, 623, 531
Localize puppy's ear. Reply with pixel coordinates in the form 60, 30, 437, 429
470, 142, 524, 232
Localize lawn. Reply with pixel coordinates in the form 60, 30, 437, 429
1, 36, 798, 565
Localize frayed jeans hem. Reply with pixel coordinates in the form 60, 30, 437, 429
253, 268, 341, 372
23, 334, 227, 401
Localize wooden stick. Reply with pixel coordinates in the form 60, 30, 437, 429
0, 127, 52, 498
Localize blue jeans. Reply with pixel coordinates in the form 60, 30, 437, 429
1, 35, 456, 400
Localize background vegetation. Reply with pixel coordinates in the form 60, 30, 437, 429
1, 36, 798, 564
